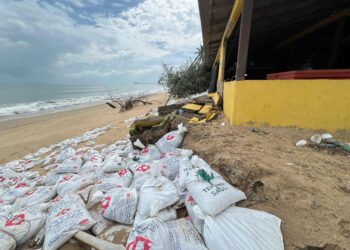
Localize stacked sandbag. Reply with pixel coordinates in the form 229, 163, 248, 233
155, 123, 187, 153
0, 231, 16, 250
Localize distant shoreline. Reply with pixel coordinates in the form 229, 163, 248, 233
0, 89, 166, 122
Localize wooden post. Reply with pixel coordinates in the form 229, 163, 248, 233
217, 41, 227, 96
236, 0, 254, 81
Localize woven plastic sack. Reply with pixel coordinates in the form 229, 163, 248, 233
55, 147, 75, 163
56, 174, 92, 195
185, 194, 204, 233
139, 145, 162, 161
156, 155, 180, 181
130, 162, 155, 190
178, 157, 193, 191
95, 168, 133, 192
186, 168, 246, 216
12, 186, 56, 211
0, 189, 17, 205
0, 231, 16, 250
163, 148, 193, 158
166, 217, 208, 250
126, 218, 171, 250
137, 176, 179, 220
155, 123, 187, 153
55, 157, 82, 174
134, 207, 177, 225
102, 155, 127, 172
0, 207, 45, 246
9, 178, 36, 197
196, 206, 284, 250
101, 187, 138, 225
81, 156, 103, 173
44, 194, 96, 250
45, 172, 65, 186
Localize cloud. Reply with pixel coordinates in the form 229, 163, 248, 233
0, 0, 202, 84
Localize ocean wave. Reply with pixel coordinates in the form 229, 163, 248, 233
0, 88, 164, 120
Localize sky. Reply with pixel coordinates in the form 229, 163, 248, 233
0, 0, 202, 85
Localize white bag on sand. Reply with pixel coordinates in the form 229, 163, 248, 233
87, 190, 104, 209
130, 163, 155, 190
55, 157, 82, 174
166, 218, 207, 250
164, 148, 193, 158
196, 206, 284, 250
95, 168, 133, 192
0, 231, 16, 250
9, 179, 36, 197
81, 156, 103, 173
12, 186, 56, 211
155, 123, 187, 153
102, 155, 127, 172
156, 156, 180, 181
185, 194, 204, 234
45, 172, 65, 186
44, 194, 96, 250
0, 189, 17, 205
56, 174, 92, 195
126, 218, 171, 250
187, 168, 246, 216
134, 207, 177, 225
0, 207, 46, 246
178, 157, 193, 191
137, 176, 179, 220
101, 187, 138, 225
55, 147, 75, 163
139, 145, 162, 161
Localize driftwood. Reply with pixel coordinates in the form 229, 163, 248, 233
112, 96, 152, 112
106, 102, 117, 108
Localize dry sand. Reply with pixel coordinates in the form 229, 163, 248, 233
0, 92, 168, 164
183, 114, 350, 250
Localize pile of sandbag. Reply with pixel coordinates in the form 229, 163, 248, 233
0, 123, 284, 250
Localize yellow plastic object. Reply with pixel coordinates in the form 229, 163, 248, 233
199, 104, 213, 114
211, 93, 220, 105
206, 111, 218, 121
182, 103, 203, 111
189, 117, 206, 124
208, 93, 216, 97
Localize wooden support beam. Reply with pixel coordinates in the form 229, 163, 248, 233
328, 18, 345, 68
236, 0, 254, 81
275, 8, 350, 49
217, 40, 227, 96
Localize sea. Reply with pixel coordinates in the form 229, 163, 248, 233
0, 83, 165, 121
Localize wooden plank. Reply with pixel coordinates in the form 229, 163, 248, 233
236, 0, 254, 81
267, 69, 350, 80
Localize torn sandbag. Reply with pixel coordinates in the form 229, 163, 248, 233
44, 194, 96, 250
101, 187, 138, 225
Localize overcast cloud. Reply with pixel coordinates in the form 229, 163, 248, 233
0, 0, 202, 85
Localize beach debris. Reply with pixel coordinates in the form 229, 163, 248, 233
108, 94, 153, 112
296, 139, 308, 147
74, 231, 126, 250
310, 134, 322, 144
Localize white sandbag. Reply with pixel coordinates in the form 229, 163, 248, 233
77, 185, 93, 203
56, 174, 92, 195
81, 156, 103, 173
87, 190, 104, 209
45, 172, 65, 186
185, 194, 204, 234
197, 206, 284, 250
130, 162, 155, 190
55, 147, 75, 163
95, 168, 133, 192
178, 157, 193, 191
155, 123, 187, 153
187, 167, 246, 216
139, 144, 162, 161
137, 176, 179, 220
44, 194, 96, 250
0, 176, 11, 188
0, 207, 46, 246
2, 168, 19, 178
0, 231, 16, 250
55, 157, 83, 174
156, 155, 180, 181
101, 187, 138, 225
134, 207, 177, 226
102, 155, 127, 172
164, 148, 193, 158
0, 189, 17, 205
173, 177, 187, 209
166, 218, 207, 250
9, 179, 36, 197
126, 218, 171, 250
12, 186, 56, 211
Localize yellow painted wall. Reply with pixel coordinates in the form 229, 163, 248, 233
224, 80, 350, 131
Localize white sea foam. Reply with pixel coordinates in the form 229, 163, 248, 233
0, 88, 164, 121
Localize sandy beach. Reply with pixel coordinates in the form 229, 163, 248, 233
0, 92, 168, 164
